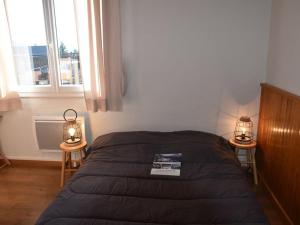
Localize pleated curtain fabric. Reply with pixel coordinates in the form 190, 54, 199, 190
74, 0, 124, 112
0, 0, 22, 112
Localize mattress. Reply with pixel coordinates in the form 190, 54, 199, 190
36, 131, 268, 225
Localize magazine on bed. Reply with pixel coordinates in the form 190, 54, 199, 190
150, 153, 182, 176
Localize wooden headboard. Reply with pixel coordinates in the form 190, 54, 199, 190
257, 83, 300, 225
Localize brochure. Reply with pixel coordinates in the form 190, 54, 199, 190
150, 153, 182, 176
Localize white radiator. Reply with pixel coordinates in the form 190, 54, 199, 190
33, 116, 85, 152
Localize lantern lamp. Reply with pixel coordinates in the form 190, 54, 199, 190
63, 109, 82, 146
234, 116, 253, 144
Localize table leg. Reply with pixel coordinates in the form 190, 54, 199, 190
247, 150, 251, 167
60, 151, 66, 187
81, 148, 85, 160
79, 149, 83, 165
251, 149, 258, 185
0, 152, 11, 169
2, 153, 11, 165
235, 148, 239, 157
67, 152, 71, 169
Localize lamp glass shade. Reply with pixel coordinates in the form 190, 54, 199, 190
63, 109, 82, 146
234, 116, 253, 144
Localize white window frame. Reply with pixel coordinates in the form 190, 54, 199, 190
7, 0, 83, 98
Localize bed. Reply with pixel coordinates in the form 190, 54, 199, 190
36, 131, 268, 225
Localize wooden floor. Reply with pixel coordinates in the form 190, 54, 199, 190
0, 163, 60, 225
252, 181, 290, 225
0, 162, 290, 225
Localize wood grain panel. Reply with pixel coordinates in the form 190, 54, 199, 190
257, 83, 300, 225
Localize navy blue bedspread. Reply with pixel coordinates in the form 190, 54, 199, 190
36, 131, 268, 225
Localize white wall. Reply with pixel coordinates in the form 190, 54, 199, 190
0, 98, 86, 161
0, 0, 271, 161
266, 0, 300, 95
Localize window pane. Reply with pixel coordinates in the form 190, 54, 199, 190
54, 0, 82, 86
5, 0, 50, 86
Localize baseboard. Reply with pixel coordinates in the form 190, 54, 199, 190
5, 155, 61, 161
258, 172, 294, 225
8, 159, 60, 168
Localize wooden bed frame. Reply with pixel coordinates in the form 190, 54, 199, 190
257, 83, 300, 225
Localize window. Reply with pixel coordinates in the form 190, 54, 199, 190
5, 0, 82, 96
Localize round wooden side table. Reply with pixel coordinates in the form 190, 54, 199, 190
229, 138, 258, 185
60, 141, 87, 187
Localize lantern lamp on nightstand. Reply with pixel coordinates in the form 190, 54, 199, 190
63, 109, 82, 146
234, 116, 253, 144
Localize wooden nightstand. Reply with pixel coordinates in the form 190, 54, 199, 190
229, 138, 258, 185
60, 141, 87, 187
